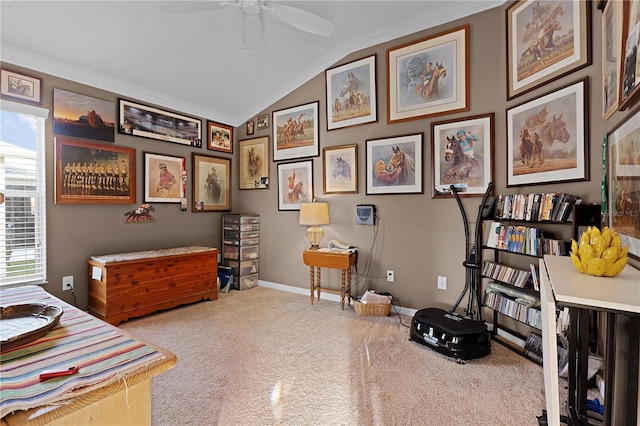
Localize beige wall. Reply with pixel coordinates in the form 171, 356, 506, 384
3, 2, 637, 314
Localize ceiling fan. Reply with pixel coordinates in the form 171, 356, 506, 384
159, 1, 335, 50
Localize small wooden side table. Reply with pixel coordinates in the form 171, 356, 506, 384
302, 250, 356, 310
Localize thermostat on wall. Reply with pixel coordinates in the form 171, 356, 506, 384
355, 204, 376, 226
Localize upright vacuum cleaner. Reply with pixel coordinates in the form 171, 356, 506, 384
409, 182, 494, 362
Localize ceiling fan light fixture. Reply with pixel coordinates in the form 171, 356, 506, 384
242, 0, 261, 16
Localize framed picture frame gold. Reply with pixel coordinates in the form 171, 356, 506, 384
387, 25, 469, 123
239, 136, 269, 189
506, 0, 591, 101
323, 144, 358, 194
54, 137, 136, 205
192, 153, 231, 212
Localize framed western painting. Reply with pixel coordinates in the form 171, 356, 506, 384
365, 133, 423, 195
118, 98, 202, 147
323, 144, 358, 194
506, 0, 591, 100
239, 136, 269, 189
53, 88, 115, 142
431, 113, 494, 198
54, 137, 136, 204
387, 25, 469, 123
506, 78, 588, 187
207, 120, 233, 153
143, 152, 185, 203
192, 153, 231, 212
272, 101, 319, 161
606, 107, 640, 260
0, 69, 42, 105
277, 160, 313, 210
325, 54, 377, 130
619, 0, 640, 110
602, 0, 622, 119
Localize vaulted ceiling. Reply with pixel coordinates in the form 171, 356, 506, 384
1, 1, 504, 127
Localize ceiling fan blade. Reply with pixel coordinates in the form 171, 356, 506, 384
268, 3, 335, 37
158, 1, 227, 15
243, 13, 262, 50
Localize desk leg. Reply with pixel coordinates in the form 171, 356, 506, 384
347, 266, 352, 306
340, 269, 346, 310
309, 266, 315, 305
316, 267, 322, 301
540, 264, 561, 424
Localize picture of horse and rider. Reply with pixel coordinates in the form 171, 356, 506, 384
274, 106, 316, 150
515, 1, 575, 82
367, 135, 423, 195
397, 44, 453, 111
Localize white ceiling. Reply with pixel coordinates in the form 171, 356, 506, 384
1, 1, 504, 127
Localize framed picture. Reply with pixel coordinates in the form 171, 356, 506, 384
366, 133, 423, 195
506, 0, 591, 100
323, 144, 358, 194
272, 101, 319, 161
54, 137, 136, 205
192, 153, 231, 212
246, 120, 255, 135
619, 0, 640, 110
143, 152, 185, 203
431, 113, 494, 198
53, 88, 115, 142
239, 136, 269, 189
256, 114, 269, 130
602, 0, 622, 119
118, 98, 202, 147
606, 107, 640, 260
325, 54, 377, 130
506, 78, 589, 187
0, 69, 42, 105
207, 120, 233, 153
277, 160, 313, 210
387, 25, 469, 123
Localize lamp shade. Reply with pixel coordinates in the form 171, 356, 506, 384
298, 202, 330, 225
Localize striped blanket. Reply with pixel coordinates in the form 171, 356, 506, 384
1, 285, 166, 418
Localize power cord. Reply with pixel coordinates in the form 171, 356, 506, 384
68, 289, 78, 307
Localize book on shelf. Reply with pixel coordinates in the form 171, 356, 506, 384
530, 193, 542, 221
530, 263, 539, 291
486, 221, 503, 248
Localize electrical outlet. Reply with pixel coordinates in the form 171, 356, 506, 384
437, 275, 447, 290
386, 270, 395, 283
62, 275, 74, 291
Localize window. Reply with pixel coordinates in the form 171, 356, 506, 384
0, 100, 48, 287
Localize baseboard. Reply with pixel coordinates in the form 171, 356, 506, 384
258, 280, 418, 318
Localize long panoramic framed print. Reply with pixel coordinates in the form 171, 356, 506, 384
118, 98, 202, 147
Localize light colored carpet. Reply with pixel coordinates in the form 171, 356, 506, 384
120, 286, 548, 425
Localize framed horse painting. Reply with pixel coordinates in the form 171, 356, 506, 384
239, 136, 269, 190
277, 160, 313, 211
192, 153, 231, 212
325, 55, 377, 130
431, 113, 494, 198
272, 101, 319, 161
506, 78, 589, 187
365, 133, 423, 195
323, 144, 358, 194
387, 25, 469, 123
506, 0, 591, 100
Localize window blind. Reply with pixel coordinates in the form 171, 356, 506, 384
1, 100, 48, 286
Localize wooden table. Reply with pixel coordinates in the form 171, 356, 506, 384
303, 249, 356, 310
539, 255, 640, 426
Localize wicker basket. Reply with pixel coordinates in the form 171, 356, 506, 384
353, 300, 391, 316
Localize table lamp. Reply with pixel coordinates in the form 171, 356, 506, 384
299, 202, 330, 250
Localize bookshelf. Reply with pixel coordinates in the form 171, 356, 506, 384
480, 194, 600, 361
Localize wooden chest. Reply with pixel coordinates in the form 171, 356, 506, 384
88, 246, 218, 325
